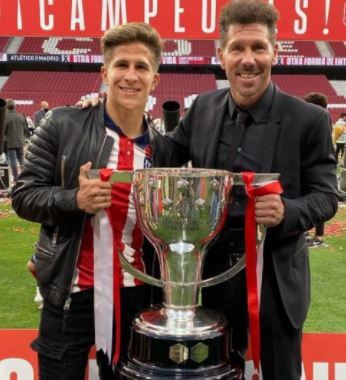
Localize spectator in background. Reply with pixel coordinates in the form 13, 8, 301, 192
303, 92, 330, 248
334, 112, 346, 163
26, 116, 35, 137
4, 99, 26, 183
33, 100, 49, 127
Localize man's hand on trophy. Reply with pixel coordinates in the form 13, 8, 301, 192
133, 173, 145, 194
76, 162, 112, 214
255, 194, 285, 227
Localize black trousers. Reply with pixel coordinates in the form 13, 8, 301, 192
335, 143, 345, 161
32, 286, 150, 380
203, 253, 302, 380
314, 223, 324, 237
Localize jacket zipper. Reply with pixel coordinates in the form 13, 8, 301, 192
52, 155, 67, 249
61, 154, 66, 188
62, 133, 108, 316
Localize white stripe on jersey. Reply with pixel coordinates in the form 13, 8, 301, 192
106, 128, 147, 287
74, 126, 149, 290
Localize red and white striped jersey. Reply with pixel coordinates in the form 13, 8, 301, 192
73, 117, 152, 291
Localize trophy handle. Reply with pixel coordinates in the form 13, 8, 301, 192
199, 255, 246, 288
119, 225, 266, 290
119, 251, 163, 288
119, 245, 244, 289
199, 222, 266, 288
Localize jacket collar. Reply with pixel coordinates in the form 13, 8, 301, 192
228, 82, 274, 124
205, 89, 230, 167
259, 84, 283, 173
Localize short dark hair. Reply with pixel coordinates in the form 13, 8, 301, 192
303, 92, 328, 109
6, 99, 15, 110
101, 22, 163, 71
219, 0, 279, 48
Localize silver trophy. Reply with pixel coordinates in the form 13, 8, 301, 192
109, 168, 279, 379
118, 168, 238, 379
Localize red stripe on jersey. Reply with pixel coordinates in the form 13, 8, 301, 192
76, 219, 94, 289
76, 131, 147, 290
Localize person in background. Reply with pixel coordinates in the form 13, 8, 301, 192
333, 112, 346, 163
33, 100, 49, 128
303, 92, 331, 248
11, 22, 163, 379
4, 99, 26, 184
152, 1, 338, 378
25, 116, 35, 137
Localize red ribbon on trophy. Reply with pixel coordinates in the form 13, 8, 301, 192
94, 168, 122, 365
242, 172, 283, 374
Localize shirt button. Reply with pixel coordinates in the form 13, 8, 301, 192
127, 151, 131, 155
237, 147, 242, 152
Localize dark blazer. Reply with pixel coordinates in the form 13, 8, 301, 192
4, 109, 26, 149
153, 84, 338, 329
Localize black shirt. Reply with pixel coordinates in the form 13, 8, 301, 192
218, 82, 275, 172
215, 83, 275, 251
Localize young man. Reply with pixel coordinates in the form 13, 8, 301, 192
153, 1, 338, 379
12, 22, 163, 379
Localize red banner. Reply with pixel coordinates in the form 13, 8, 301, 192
0, 0, 345, 40
1, 331, 346, 379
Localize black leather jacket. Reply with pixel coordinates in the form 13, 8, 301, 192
11, 103, 175, 307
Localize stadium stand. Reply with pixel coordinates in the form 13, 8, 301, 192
17, 37, 216, 57
272, 74, 346, 121
277, 41, 321, 58
1, 71, 100, 93
272, 74, 335, 96
18, 38, 216, 58
150, 73, 217, 118
1, 36, 345, 122
0, 70, 102, 117
0, 37, 10, 52
328, 41, 346, 57
18, 37, 101, 54
9, 38, 346, 61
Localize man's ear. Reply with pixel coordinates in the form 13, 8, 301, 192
101, 65, 108, 85
271, 44, 279, 66
151, 73, 160, 91
217, 47, 225, 70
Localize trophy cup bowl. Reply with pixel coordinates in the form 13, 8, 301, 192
120, 168, 243, 379
134, 168, 233, 331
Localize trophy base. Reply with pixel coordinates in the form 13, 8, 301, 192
120, 306, 244, 379
120, 358, 243, 379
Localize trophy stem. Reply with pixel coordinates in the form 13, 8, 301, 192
161, 245, 204, 310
